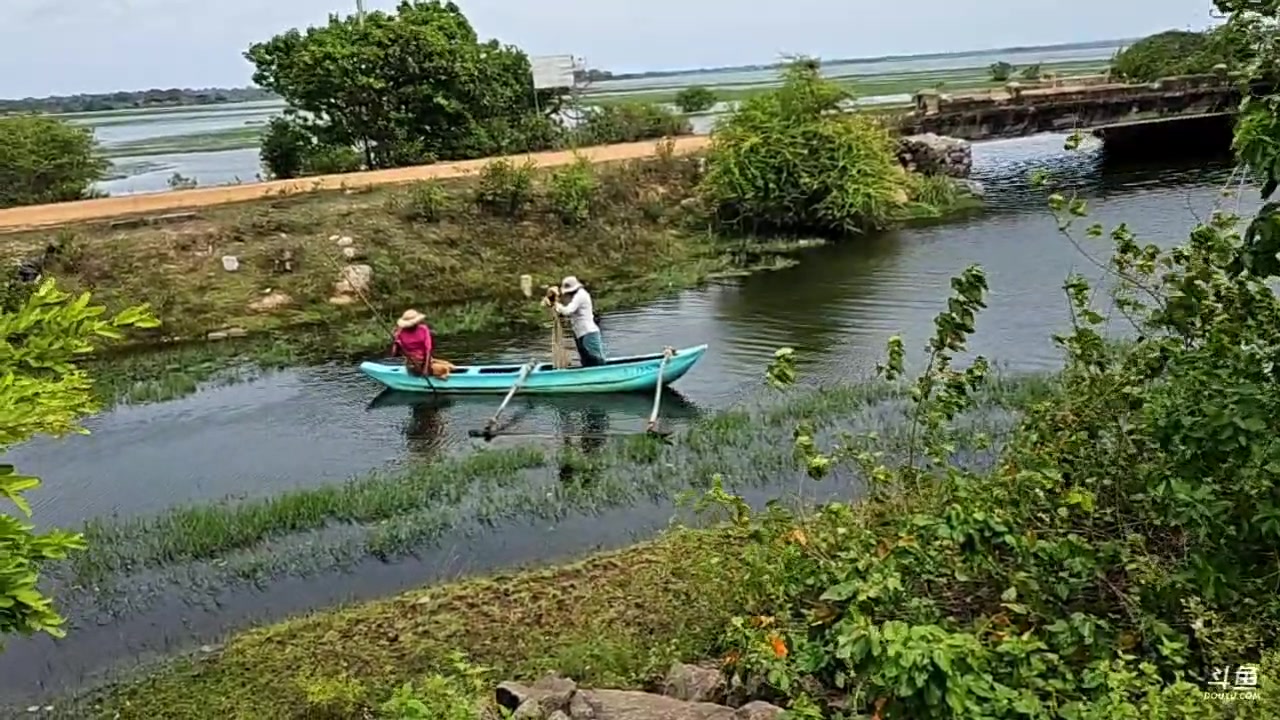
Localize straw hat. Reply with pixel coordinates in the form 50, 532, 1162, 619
560, 276, 582, 294
396, 308, 426, 329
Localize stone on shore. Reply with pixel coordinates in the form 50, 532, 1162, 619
492, 672, 785, 720
897, 133, 973, 178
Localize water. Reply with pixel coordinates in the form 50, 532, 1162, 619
72, 43, 1121, 194
0, 134, 1251, 706
590, 44, 1121, 92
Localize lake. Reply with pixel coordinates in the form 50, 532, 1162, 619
75, 43, 1122, 195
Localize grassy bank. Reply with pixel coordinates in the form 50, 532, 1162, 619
93, 528, 746, 719
9, 143, 980, 409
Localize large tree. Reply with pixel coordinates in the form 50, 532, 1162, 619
0, 279, 156, 644
0, 115, 108, 209
246, 0, 562, 173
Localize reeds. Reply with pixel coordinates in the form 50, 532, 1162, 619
65, 373, 1049, 585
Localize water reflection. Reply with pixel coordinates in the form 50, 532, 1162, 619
366, 388, 701, 457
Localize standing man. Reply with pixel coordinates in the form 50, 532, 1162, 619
544, 275, 607, 367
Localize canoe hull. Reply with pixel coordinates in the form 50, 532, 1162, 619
358, 344, 708, 395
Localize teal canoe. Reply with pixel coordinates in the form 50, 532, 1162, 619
358, 344, 709, 395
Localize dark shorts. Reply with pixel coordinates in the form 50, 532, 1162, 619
574, 331, 607, 367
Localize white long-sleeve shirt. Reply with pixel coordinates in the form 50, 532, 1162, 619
554, 289, 599, 339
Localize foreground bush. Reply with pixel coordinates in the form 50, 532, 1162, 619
699, 58, 905, 237
701, 140, 1280, 715
0, 280, 155, 647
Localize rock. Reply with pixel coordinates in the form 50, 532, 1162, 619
333, 263, 373, 296
336, 236, 354, 247
249, 291, 292, 313
896, 133, 972, 178
569, 689, 736, 720
220, 255, 239, 271
341, 246, 360, 260
662, 662, 726, 704
226, 327, 248, 338
496, 676, 578, 716
512, 699, 547, 719
328, 294, 356, 306
549, 712, 571, 720
733, 701, 786, 720
207, 330, 228, 341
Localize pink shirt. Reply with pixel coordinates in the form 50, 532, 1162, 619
392, 324, 433, 362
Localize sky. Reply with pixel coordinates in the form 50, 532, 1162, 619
2, 0, 1219, 98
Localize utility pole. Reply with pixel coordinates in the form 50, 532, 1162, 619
356, 0, 365, 24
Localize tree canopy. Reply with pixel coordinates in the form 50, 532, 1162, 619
1109, 27, 1255, 81
246, 0, 562, 175
0, 115, 108, 209
0, 280, 156, 644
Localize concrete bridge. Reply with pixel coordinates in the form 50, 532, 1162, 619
896, 72, 1260, 145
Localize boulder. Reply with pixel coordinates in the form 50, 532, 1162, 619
733, 701, 786, 720
496, 675, 579, 717
662, 663, 726, 704
491, 673, 783, 720
334, 263, 373, 295
897, 133, 973, 178
569, 689, 736, 720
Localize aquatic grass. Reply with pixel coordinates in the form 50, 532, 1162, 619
66, 372, 1049, 590
588, 59, 1110, 106
72, 447, 548, 581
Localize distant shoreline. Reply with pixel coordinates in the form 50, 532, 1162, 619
2, 37, 1133, 112
600, 37, 1132, 81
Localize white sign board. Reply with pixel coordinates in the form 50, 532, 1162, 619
531, 55, 577, 90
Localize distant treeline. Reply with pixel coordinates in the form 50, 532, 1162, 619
0, 87, 278, 115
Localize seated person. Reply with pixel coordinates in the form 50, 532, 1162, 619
391, 308, 455, 379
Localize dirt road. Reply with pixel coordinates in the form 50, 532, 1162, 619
0, 135, 712, 233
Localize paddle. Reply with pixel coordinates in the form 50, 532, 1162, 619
646, 347, 677, 442
470, 360, 535, 440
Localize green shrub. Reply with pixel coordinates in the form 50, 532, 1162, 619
988, 61, 1014, 81
378, 654, 494, 720
475, 158, 535, 217
0, 115, 108, 208
547, 155, 597, 225
674, 85, 718, 113
574, 102, 692, 145
699, 57, 904, 237
1110, 28, 1253, 81
701, 139, 1280, 715
391, 180, 450, 222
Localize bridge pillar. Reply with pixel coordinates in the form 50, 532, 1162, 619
1092, 114, 1235, 161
